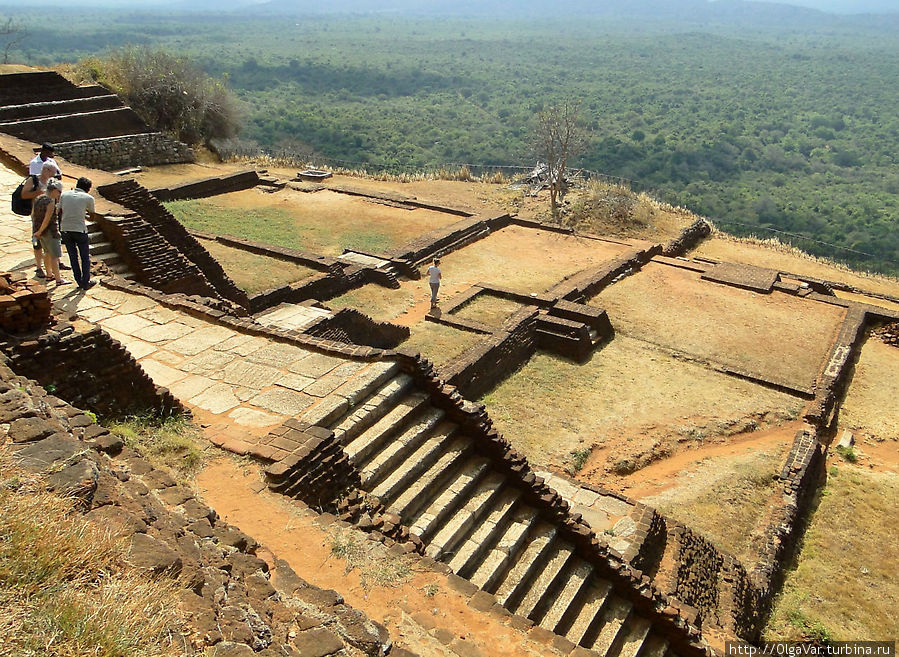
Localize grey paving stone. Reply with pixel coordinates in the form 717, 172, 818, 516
220, 360, 282, 388
250, 388, 316, 415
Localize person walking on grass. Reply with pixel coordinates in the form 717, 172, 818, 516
428, 257, 442, 307
31, 180, 70, 286
59, 177, 97, 290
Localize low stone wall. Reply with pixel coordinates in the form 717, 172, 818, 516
151, 170, 260, 201
548, 245, 662, 302
0, 318, 182, 419
304, 308, 410, 349
662, 219, 712, 257
98, 180, 247, 308
0, 273, 51, 334
444, 308, 540, 399
0, 362, 403, 657
55, 133, 194, 170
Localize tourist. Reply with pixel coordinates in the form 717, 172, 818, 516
427, 258, 442, 307
20, 161, 58, 279
31, 179, 69, 286
59, 177, 97, 290
28, 142, 62, 178
28, 141, 62, 178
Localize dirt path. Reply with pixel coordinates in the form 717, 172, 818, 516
195, 458, 554, 657
614, 421, 804, 499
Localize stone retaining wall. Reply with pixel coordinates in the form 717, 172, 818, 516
55, 133, 194, 170
0, 317, 182, 419
662, 219, 712, 257
0, 362, 405, 657
151, 170, 260, 201
98, 180, 247, 308
304, 308, 410, 349
0, 94, 123, 122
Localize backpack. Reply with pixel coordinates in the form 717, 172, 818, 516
11, 175, 38, 216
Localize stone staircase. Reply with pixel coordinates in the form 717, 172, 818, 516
291, 362, 687, 657
85, 220, 133, 279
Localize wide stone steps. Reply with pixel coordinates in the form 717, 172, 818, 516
370, 421, 458, 504
359, 406, 445, 489
328, 371, 412, 444
448, 487, 521, 578
386, 440, 479, 519
512, 541, 576, 619
344, 392, 428, 466
325, 374, 680, 657
538, 560, 595, 632
408, 457, 491, 541
468, 505, 539, 591
424, 471, 506, 561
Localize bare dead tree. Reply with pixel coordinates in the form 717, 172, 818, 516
534, 100, 589, 220
1, 16, 26, 65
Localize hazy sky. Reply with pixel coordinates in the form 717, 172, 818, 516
31, 0, 899, 13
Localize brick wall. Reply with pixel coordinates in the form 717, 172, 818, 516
0, 273, 51, 334
303, 308, 410, 349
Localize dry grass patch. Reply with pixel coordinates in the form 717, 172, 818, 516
0, 451, 183, 656
838, 338, 899, 442
765, 465, 899, 641
451, 295, 524, 328
107, 415, 206, 480
642, 448, 785, 564
480, 336, 803, 474
693, 232, 899, 299
327, 285, 417, 324
199, 239, 318, 294
400, 322, 485, 367
591, 262, 846, 391
329, 527, 413, 591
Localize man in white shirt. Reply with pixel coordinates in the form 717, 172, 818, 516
58, 177, 97, 290
427, 258, 441, 307
28, 142, 62, 178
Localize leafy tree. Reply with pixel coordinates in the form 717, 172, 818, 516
534, 100, 589, 220
76, 47, 241, 146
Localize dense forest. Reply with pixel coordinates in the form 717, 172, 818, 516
6, 3, 899, 272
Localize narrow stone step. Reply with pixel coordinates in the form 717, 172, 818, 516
493, 522, 557, 608
585, 595, 632, 655
92, 251, 121, 264
360, 407, 445, 489
108, 262, 130, 275
538, 560, 594, 633
87, 231, 105, 245
512, 542, 576, 620
609, 615, 652, 657
560, 578, 614, 647
409, 457, 492, 542
345, 392, 428, 467
448, 487, 521, 578
90, 241, 115, 256
372, 421, 458, 505
635, 633, 668, 657
469, 505, 539, 592
424, 472, 506, 561
387, 437, 476, 518
329, 373, 413, 443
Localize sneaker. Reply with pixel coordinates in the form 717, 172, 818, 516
34, 268, 46, 279
81, 280, 97, 290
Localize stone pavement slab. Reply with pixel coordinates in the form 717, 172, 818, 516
214, 334, 268, 356
132, 322, 195, 343
249, 388, 316, 415
289, 353, 345, 378
181, 350, 238, 376
228, 407, 283, 428
168, 374, 218, 401
189, 382, 242, 414
100, 313, 157, 336
246, 343, 313, 368
139, 357, 188, 388
221, 360, 282, 388
165, 325, 236, 356
277, 373, 316, 393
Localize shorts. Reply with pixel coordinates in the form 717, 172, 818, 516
39, 234, 62, 259
31, 236, 41, 250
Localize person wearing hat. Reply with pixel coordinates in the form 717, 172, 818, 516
29, 142, 62, 178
